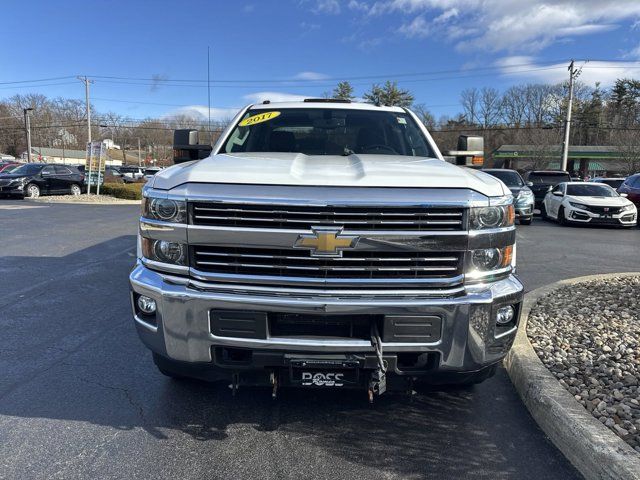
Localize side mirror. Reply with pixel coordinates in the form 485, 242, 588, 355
173, 129, 213, 164
620, 192, 628, 198
443, 135, 484, 168
41, 171, 50, 176
552, 191, 563, 197
526, 181, 533, 187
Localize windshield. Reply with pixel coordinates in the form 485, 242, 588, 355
595, 179, 624, 189
3, 165, 20, 173
527, 172, 571, 185
567, 184, 617, 197
11, 164, 43, 176
484, 170, 523, 187
221, 108, 435, 157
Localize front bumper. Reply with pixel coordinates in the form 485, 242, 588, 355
0, 184, 24, 195
565, 207, 637, 226
129, 263, 524, 374
515, 199, 534, 218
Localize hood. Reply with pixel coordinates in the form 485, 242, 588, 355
152, 152, 507, 197
0, 173, 28, 180
566, 195, 632, 207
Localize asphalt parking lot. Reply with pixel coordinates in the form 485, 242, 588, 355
1, 201, 639, 480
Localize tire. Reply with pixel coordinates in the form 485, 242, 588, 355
25, 183, 40, 199
70, 184, 82, 196
540, 203, 549, 220
152, 353, 188, 380
520, 217, 533, 225
414, 364, 498, 389
558, 206, 567, 225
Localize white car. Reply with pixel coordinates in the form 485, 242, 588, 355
542, 181, 637, 227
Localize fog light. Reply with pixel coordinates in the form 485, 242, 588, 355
496, 305, 515, 325
137, 295, 157, 314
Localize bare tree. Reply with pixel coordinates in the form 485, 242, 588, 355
460, 87, 479, 125
478, 87, 502, 128
611, 130, 640, 175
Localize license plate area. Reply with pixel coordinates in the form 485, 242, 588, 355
286, 357, 362, 387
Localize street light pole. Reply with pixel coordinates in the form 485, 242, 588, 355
78, 76, 94, 193
23, 108, 33, 162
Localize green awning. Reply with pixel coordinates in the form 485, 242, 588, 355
547, 161, 606, 170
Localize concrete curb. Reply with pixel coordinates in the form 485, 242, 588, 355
505, 272, 640, 480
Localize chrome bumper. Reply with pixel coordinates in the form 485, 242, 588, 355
129, 263, 524, 373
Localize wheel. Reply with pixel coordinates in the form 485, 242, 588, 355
540, 203, 549, 220
25, 183, 40, 198
558, 206, 567, 225
520, 217, 532, 225
414, 364, 498, 389
70, 184, 82, 196
152, 353, 187, 380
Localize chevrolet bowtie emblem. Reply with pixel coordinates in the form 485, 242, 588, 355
294, 227, 359, 257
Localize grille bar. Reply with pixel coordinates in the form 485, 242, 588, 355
191, 246, 463, 281
191, 203, 465, 231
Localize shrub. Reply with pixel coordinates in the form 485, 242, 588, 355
100, 182, 144, 200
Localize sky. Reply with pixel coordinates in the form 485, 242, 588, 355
2, 0, 640, 122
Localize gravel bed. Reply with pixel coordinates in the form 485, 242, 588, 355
30, 194, 139, 204
528, 276, 640, 453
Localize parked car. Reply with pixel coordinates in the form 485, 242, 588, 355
482, 168, 534, 225
143, 167, 162, 182
590, 177, 626, 189
0, 162, 21, 173
121, 166, 145, 183
0, 163, 85, 198
542, 182, 637, 227
617, 173, 640, 210
523, 170, 572, 210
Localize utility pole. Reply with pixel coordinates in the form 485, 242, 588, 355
207, 46, 212, 145
23, 108, 33, 162
78, 76, 94, 193
560, 60, 581, 172
138, 138, 141, 167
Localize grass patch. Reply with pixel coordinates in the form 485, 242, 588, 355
100, 182, 144, 200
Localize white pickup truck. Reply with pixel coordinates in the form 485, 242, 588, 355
130, 99, 523, 399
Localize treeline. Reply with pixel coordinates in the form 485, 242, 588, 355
1, 78, 639, 171
0, 94, 223, 162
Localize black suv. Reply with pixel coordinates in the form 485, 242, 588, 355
522, 170, 572, 210
0, 163, 85, 199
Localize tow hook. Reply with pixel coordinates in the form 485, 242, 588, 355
270, 371, 279, 400
368, 323, 388, 403
230, 372, 240, 396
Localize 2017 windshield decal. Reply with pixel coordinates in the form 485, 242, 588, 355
238, 111, 281, 127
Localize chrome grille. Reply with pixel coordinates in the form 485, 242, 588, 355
190, 203, 465, 231
191, 246, 463, 280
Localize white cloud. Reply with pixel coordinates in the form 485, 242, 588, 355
496, 56, 640, 86
351, 1, 640, 53
293, 71, 330, 80
398, 16, 429, 38
242, 91, 310, 103
168, 106, 240, 122
311, 0, 341, 14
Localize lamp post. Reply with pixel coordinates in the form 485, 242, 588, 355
23, 108, 33, 162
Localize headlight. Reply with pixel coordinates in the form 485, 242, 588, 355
142, 195, 186, 223
569, 202, 588, 210
467, 245, 513, 279
141, 238, 187, 265
469, 205, 515, 229
519, 190, 534, 198
622, 204, 635, 212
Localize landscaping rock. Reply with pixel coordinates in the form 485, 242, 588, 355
527, 276, 640, 452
